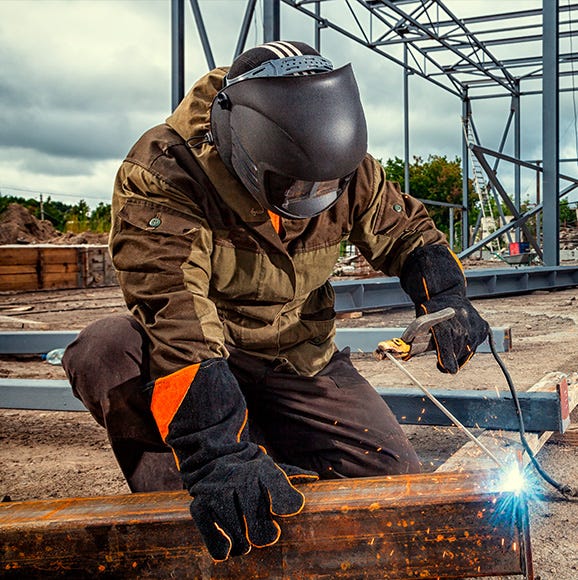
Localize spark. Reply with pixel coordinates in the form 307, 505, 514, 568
498, 464, 527, 495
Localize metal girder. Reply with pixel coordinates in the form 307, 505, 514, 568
3, 370, 572, 435
375, 380, 571, 433
278, 0, 578, 96
0, 327, 510, 355
0, 330, 78, 354
0, 379, 85, 412
461, 143, 578, 259
9, 378, 569, 433
0, 470, 533, 579
332, 266, 578, 311
471, 146, 542, 259
178, 1, 577, 265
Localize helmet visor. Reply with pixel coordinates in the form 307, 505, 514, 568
266, 172, 353, 219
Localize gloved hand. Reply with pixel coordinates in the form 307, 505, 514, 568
150, 358, 318, 561
400, 244, 489, 374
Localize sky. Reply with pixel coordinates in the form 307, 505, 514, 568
0, 0, 577, 210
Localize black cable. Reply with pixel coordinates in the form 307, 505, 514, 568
488, 330, 577, 498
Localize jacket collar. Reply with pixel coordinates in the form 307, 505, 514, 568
166, 68, 268, 225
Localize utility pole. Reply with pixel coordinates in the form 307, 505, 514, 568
39, 194, 44, 221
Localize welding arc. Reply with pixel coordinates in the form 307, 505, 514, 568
384, 352, 504, 467
488, 331, 578, 499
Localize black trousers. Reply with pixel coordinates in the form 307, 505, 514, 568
63, 316, 421, 492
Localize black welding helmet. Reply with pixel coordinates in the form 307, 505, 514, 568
210, 41, 367, 219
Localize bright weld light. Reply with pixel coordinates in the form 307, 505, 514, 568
499, 464, 527, 495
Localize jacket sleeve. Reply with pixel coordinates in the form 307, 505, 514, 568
348, 156, 448, 277
110, 160, 227, 379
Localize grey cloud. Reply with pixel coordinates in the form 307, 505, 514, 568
19, 151, 98, 178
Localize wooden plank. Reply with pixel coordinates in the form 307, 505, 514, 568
49, 263, 80, 274
0, 265, 37, 275
437, 372, 578, 473
40, 273, 79, 288
0, 274, 39, 292
39, 247, 78, 263
0, 245, 116, 290
550, 424, 578, 446
0, 470, 530, 579
0, 247, 39, 265
0, 316, 49, 329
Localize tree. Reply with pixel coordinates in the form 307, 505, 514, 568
65, 199, 91, 233
89, 202, 112, 233
560, 199, 577, 227
379, 155, 477, 248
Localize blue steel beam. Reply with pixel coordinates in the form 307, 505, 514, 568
332, 266, 578, 312
0, 327, 510, 356
0, 378, 568, 432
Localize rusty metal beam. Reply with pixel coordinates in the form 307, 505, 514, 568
1, 470, 532, 579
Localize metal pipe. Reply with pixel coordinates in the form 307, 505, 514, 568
462, 92, 471, 250
188, 0, 215, 70
513, 81, 521, 243
234, 0, 258, 59
263, 0, 280, 42
171, 0, 185, 111
403, 42, 410, 194
542, 0, 560, 266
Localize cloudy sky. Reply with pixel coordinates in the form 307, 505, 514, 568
0, 0, 576, 209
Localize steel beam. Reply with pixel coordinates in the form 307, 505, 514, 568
188, 0, 215, 70
0, 379, 85, 412
542, 0, 560, 266
3, 374, 571, 435
171, 0, 185, 110
375, 381, 571, 433
263, 0, 280, 42
0, 327, 510, 355
0, 470, 532, 579
0, 330, 78, 354
331, 266, 578, 312
437, 372, 578, 474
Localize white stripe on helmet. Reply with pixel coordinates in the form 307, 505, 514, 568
258, 43, 286, 58
276, 41, 304, 56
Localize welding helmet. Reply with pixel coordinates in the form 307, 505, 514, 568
210, 41, 367, 219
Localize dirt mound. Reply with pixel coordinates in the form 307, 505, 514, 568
0, 203, 60, 245
0, 203, 109, 246
50, 231, 109, 245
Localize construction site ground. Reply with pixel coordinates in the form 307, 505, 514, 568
1, 281, 577, 579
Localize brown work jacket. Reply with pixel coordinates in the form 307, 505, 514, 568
110, 67, 447, 379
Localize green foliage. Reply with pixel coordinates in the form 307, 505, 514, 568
379, 155, 477, 248
560, 199, 577, 226
0, 193, 111, 233
89, 202, 113, 233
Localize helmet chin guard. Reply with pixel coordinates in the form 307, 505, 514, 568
211, 53, 367, 219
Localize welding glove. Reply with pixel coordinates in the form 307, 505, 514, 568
150, 358, 318, 561
400, 244, 489, 374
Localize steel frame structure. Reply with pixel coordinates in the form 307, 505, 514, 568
174, 0, 578, 267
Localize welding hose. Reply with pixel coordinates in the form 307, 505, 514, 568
488, 330, 578, 498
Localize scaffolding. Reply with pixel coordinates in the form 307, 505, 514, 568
173, 0, 578, 267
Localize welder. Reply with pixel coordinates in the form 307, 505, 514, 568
63, 41, 488, 561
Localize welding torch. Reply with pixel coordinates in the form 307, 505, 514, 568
375, 309, 578, 498
374, 307, 504, 468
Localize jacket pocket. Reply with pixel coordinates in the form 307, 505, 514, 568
118, 198, 201, 236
